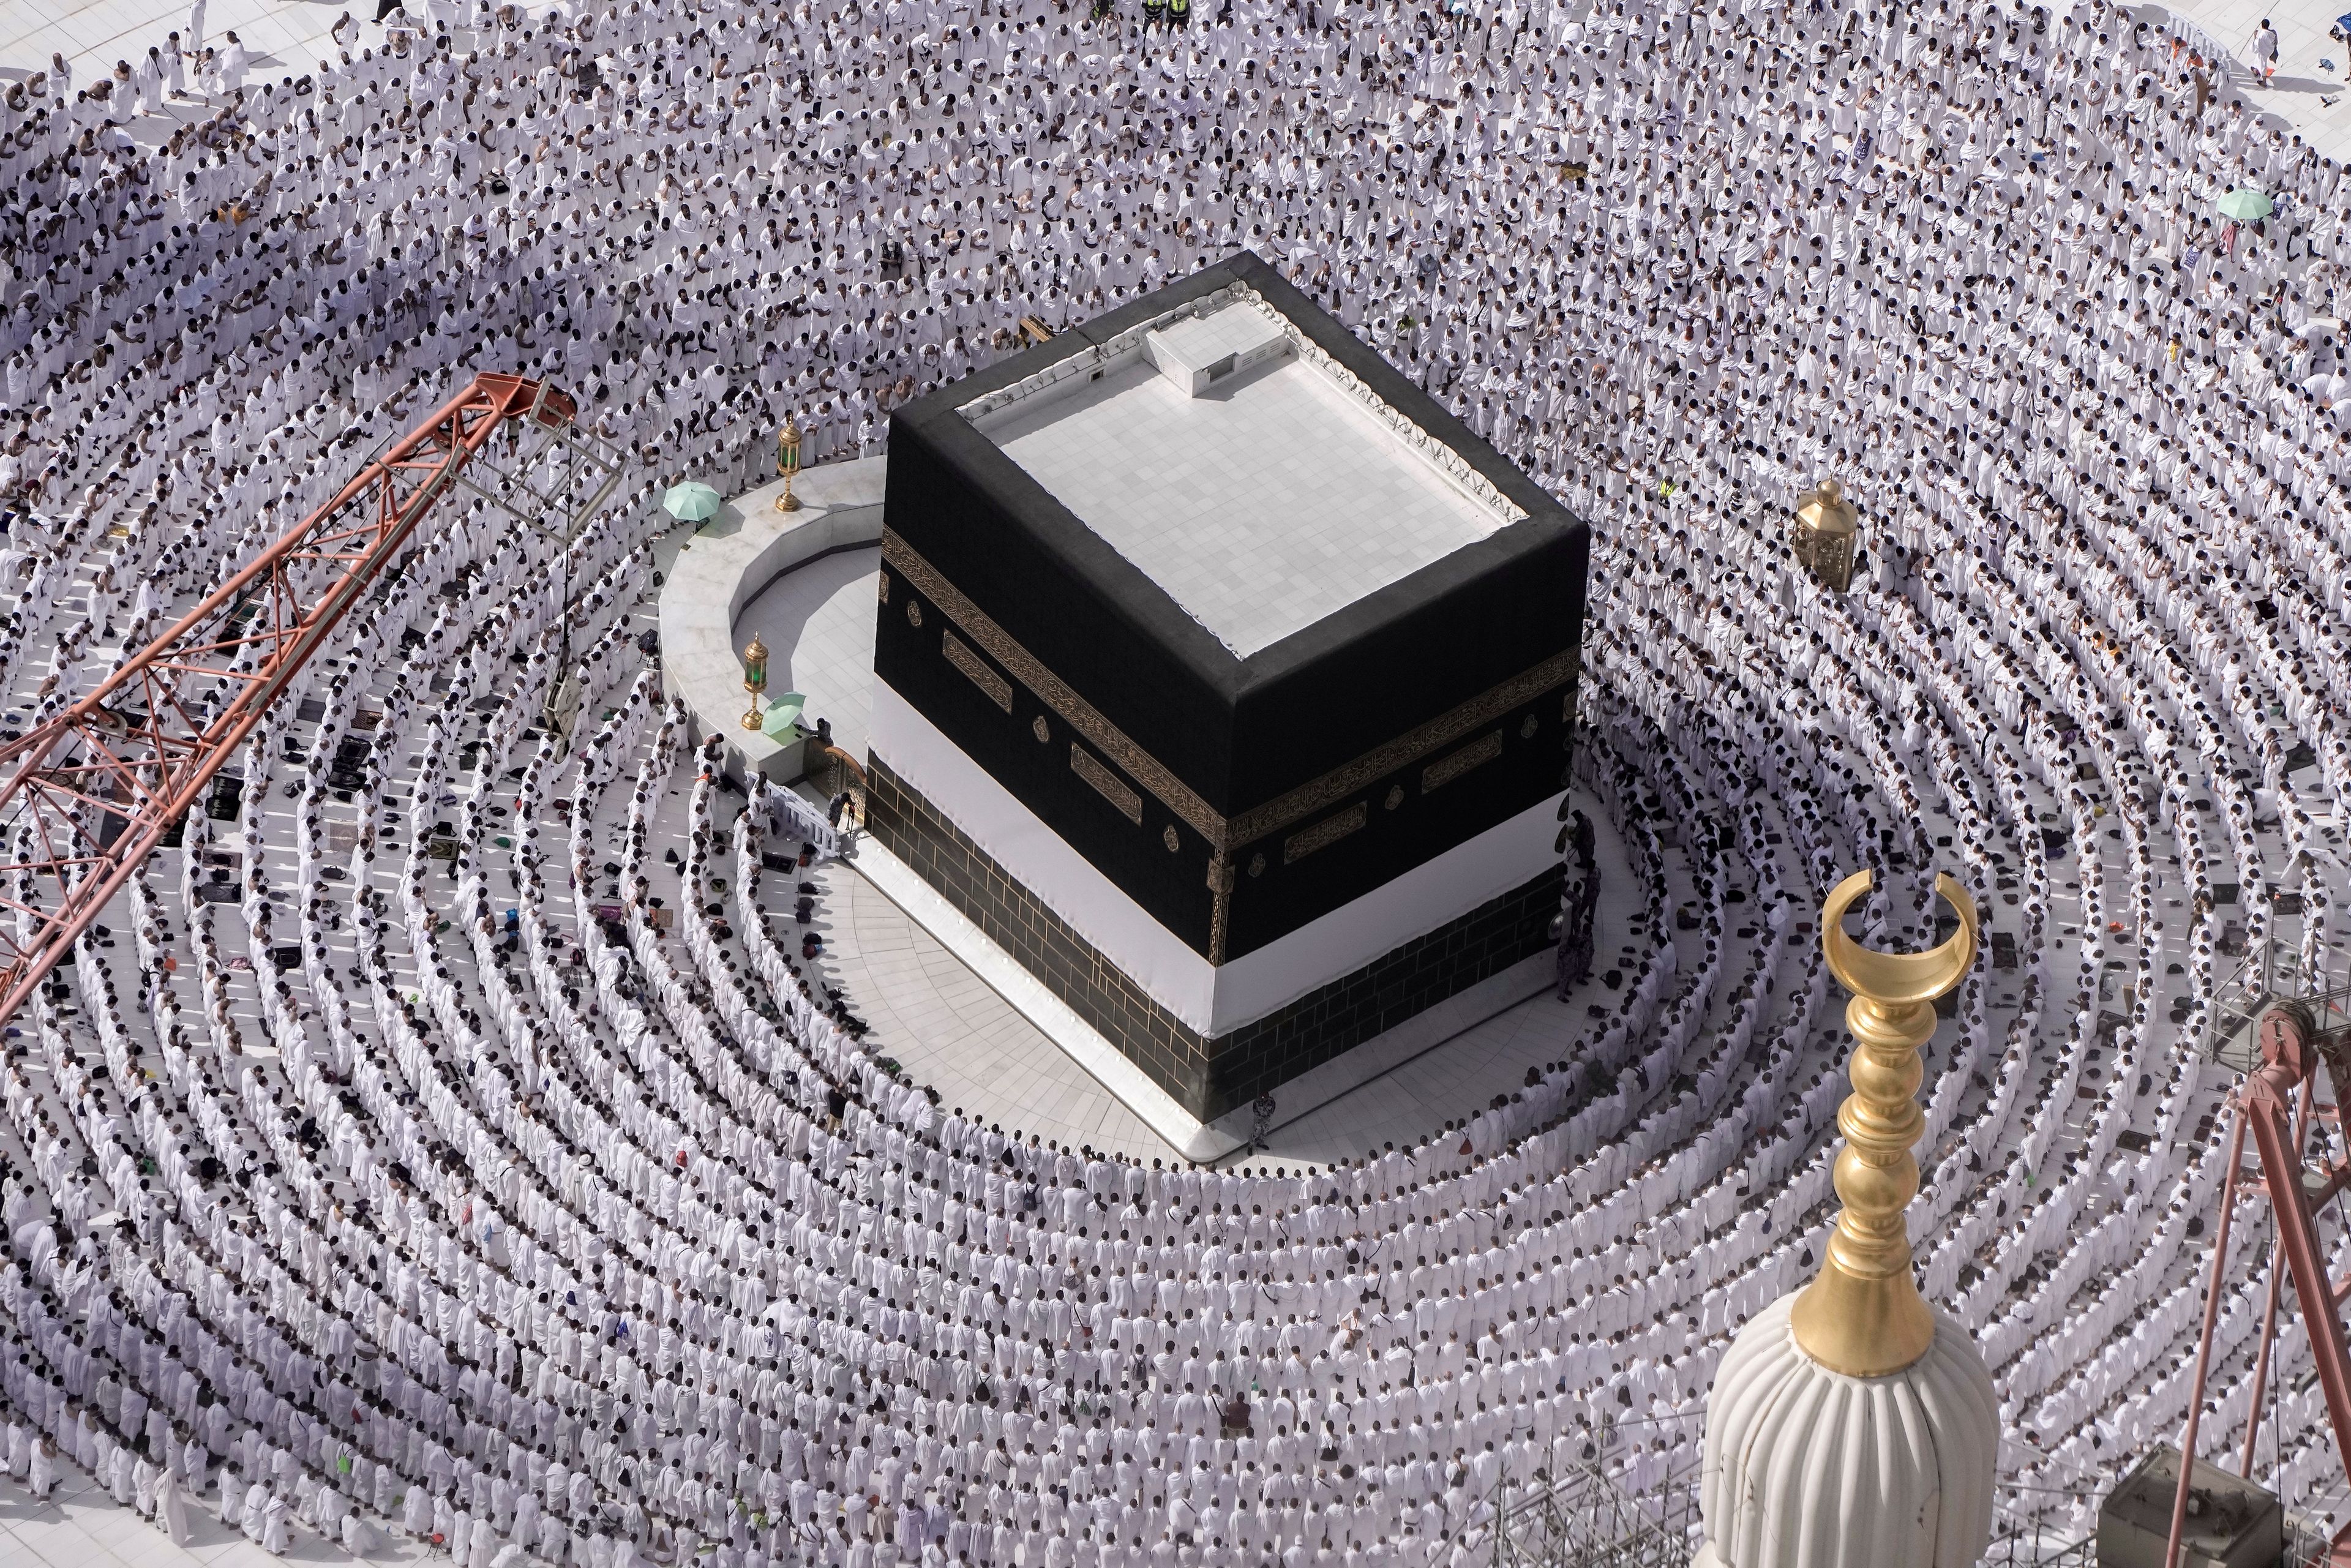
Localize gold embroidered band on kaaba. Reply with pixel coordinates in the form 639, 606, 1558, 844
1422, 730, 1502, 794
882, 527, 1581, 860
943, 630, 1013, 712
1070, 742, 1144, 824
1284, 801, 1366, 865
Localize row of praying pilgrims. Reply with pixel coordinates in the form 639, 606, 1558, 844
0, 0, 2345, 1559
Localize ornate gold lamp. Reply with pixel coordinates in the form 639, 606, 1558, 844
1693, 867, 1997, 1568
741, 632, 768, 730
1792, 477, 1859, 593
1792, 867, 1978, 1376
774, 415, 803, 513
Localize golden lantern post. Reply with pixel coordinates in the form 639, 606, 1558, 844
1792, 476, 1859, 593
741, 632, 769, 730
774, 415, 803, 513
1790, 868, 1979, 1376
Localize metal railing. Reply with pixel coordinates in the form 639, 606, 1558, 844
2207, 939, 2278, 1064
2211, 970, 2351, 1072
1488, 1463, 1696, 1568
1981, 1535, 2094, 1568
2281, 1477, 2351, 1567
2292, 1524, 2347, 1567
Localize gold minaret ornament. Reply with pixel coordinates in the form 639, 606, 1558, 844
1693, 864, 1995, 1568
1790, 867, 1979, 1377
741, 632, 769, 730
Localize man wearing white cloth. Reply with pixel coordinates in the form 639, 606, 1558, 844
157, 1460, 196, 1545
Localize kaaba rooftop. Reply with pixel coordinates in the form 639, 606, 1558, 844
868, 252, 1589, 1126
964, 288, 1524, 659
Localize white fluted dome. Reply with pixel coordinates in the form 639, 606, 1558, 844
1694, 1293, 1999, 1568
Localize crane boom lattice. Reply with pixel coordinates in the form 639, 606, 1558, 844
0, 372, 623, 1030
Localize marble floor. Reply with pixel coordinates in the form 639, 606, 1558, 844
812, 857, 1174, 1159
2147, 0, 2351, 162
2, 0, 345, 135
0, 1457, 428, 1568
733, 544, 883, 763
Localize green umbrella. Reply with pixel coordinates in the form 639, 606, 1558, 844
761, 694, 806, 741
2216, 187, 2274, 222
662, 481, 724, 521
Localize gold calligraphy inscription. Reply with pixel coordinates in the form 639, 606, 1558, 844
1070, 743, 1143, 825
885, 530, 1222, 840
1421, 730, 1503, 794
1224, 652, 1575, 845
1283, 801, 1367, 865
942, 631, 1013, 712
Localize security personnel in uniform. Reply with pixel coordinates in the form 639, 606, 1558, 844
1141, 0, 1164, 27
1168, 0, 1189, 29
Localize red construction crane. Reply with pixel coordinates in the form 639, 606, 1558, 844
0, 372, 624, 1030
2169, 1002, 2351, 1567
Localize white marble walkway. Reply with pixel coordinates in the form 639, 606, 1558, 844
0, 1457, 430, 1568
2148, 0, 2351, 160
2, 0, 346, 118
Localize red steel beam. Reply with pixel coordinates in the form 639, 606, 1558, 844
2241, 1011, 2351, 1490
0, 372, 580, 1029
2165, 1096, 2248, 1568
2242, 1073, 2316, 1478
2170, 1007, 2351, 1568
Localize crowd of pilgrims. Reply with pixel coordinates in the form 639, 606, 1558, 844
1, 0, 2350, 1559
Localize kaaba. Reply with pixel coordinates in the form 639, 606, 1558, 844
866, 252, 1588, 1127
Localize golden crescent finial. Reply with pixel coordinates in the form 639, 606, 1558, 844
1791, 867, 1981, 1377
1820, 868, 1979, 1005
